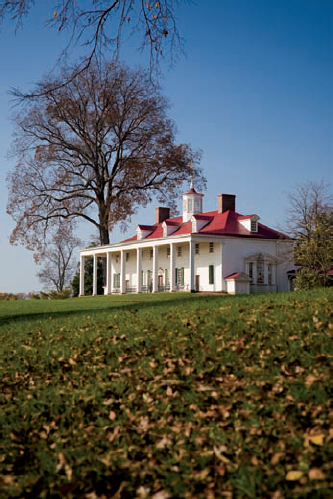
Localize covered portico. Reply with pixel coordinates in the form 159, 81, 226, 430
79, 235, 221, 296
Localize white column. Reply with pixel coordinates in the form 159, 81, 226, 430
92, 254, 97, 296
106, 252, 112, 294
79, 255, 85, 296
220, 242, 224, 291
170, 243, 175, 292
120, 250, 125, 294
136, 248, 142, 293
152, 245, 158, 293
189, 240, 195, 292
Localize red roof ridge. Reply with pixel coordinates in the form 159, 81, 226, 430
192, 214, 214, 220
137, 224, 156, 230
225, 272, 251, 280
163, 220, 181, 226
237, 214, 258, 220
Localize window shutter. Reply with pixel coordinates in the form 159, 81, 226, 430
175, 268, 178, 285
209, 265, 214, 284
181, 267, 184, 286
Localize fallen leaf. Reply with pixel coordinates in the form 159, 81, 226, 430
308, 468, 326, 480
214, 446, 231, 464
166, 386, 173, 396
152, 490, 169, 499
308, 434, 324, 446
286, 470, 303, 481
271, 452, 284, 465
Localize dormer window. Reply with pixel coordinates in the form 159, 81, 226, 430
238, 214, 260, 232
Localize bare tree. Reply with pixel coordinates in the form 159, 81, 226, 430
1, 0, 190, 84
7, 61, 204, 251
285, 180, 332, 239
36, 222, 81, 291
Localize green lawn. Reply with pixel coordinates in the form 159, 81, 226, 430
1, 289, 332, 498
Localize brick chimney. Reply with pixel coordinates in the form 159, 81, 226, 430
156, 207, 170, 224
218, 194, 236, 213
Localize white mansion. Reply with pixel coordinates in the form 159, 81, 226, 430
79, 185, 294, 296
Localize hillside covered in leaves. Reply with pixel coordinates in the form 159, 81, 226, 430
1, 290, 332, 498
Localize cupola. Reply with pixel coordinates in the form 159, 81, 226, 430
182, 180, 204, 222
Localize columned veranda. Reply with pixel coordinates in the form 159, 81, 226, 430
79, 238, 197, 296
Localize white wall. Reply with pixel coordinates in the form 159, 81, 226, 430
221, 238, 293, 292
193, 241, 223, 291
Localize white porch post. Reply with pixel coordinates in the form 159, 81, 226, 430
170, 243, 175, 292
136, 247, 142, 293
189, 240, 195, 292
120, 250, 125, 294
152, 245, 158, 293
79, 255, 85, 296
92, 254, 97, 296
106, 252, 112, 294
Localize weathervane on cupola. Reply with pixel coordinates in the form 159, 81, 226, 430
182, 162, 204, 222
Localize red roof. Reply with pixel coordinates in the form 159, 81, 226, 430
238, 214, 257, 220
138, 224, 155, 230
225, 272, 251, 280
121, 209, 291, 243
192, 214, 214, 221
164, 220, 181, 226
186, 187, 198, 194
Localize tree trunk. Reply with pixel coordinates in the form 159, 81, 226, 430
99, 224, 110, 246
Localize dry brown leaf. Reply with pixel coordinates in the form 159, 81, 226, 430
308, 468, 326, 480
152, 490, 170, 499
308, 434, 324, 446
286, 470, 303, 481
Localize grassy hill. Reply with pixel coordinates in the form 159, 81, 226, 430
1, 289, 332, 498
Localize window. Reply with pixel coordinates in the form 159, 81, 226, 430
175, 267, 184, 286
177, 246, 182, 257
248, 262, 253, 283
251, 220, 257, 232
113, 273, 120, 288
167, 247, 170, 258
256, 255, 264, 284
209, 242, 214, 253
209, 265, 214, 284
268, 264, 272, 285
195, 243, 199, 255
126, 252, 129, 262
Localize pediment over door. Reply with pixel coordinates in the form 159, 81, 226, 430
244, 252, 280, 264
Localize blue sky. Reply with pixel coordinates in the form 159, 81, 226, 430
0, 0, 332, 293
